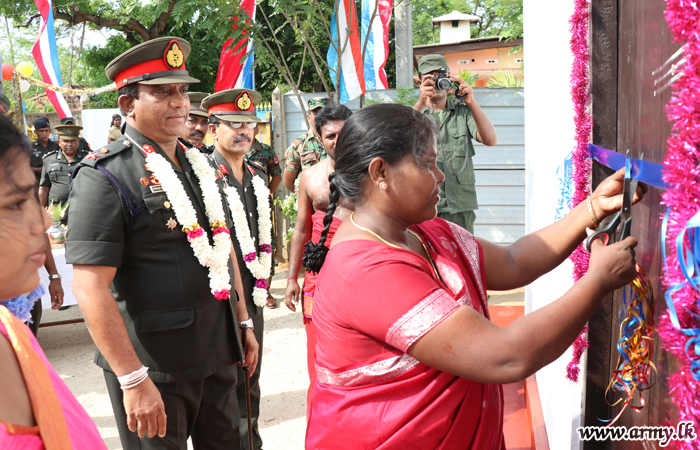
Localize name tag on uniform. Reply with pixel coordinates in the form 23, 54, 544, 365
50, 163, 60, 167
150, 185, 164, 193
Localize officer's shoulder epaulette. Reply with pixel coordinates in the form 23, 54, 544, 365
42, 150, 58, 160
178, 137, 193, 150
80, 136, 131, 168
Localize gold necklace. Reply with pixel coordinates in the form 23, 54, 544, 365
350, 212, 441, 280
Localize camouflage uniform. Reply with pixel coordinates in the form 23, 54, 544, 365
283, 97, 330, 174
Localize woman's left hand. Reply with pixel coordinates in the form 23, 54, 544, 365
590, 167, 648, 220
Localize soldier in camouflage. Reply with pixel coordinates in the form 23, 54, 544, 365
282, 97, 329, 191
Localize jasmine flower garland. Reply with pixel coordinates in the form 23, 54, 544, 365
224, 172, 273, 307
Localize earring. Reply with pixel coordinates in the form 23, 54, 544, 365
379, 181, 387, 190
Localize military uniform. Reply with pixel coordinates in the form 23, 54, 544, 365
187, 92, 214, 155
202, 88, 268, 450
418, 54, 481, 233
66, 37, 247, 450
284, 97, 330, 175
31, 140, 59, 174
247, 139, 281, 178
39, 148, 88, 206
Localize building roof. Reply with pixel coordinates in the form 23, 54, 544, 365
413, 36, 523, 55
432, 11, 480, 23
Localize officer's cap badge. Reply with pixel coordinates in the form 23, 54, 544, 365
164, 40, 185, 70
236, 92, 253, 112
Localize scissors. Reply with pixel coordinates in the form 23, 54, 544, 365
585, 151, 642, 252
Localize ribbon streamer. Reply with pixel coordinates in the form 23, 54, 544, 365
604, 265, 656, 426
662, 209, 700, 381
587, 144, 667, 190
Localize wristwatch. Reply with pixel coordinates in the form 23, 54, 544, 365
239, 318, 254, 330
48, 274, 62, 281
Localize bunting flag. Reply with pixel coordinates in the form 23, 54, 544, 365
32, 0, 71, 118
327, 0, 365, 104
215, 0, 256, 92
361, 0, 392, 90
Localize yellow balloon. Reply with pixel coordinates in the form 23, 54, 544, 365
17, 61, 33, 77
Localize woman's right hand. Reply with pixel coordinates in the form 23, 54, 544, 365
586, 234, 638, 292
285, 279, 300, 312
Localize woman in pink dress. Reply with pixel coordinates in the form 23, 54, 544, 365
303, 104, 643, 449
0, 114, 106, 449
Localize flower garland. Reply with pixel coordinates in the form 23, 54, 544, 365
566, 0, 593, 382
224, 172, 273, 307
137, 140, 232, 300
659, 0, 700, 443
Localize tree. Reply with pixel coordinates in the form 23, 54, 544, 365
411, 0, 523, 46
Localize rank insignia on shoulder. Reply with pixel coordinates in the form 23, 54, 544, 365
166, 217, 178, 230
86, 152, 100, 160
140, 177, 150, 186
123, 140, 131, 147
218, 164, 229, 175
246, 164, 256, 176
142, 144, 156, 154
100, 148, 109, 154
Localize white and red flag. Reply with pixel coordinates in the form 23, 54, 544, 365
327, 0, 366, 103
31, 0, 71, 118
215, 0, 256, 92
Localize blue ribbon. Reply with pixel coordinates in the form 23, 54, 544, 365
555, 152, 574, 221
661, 208, 700, 380
587, 144, 667, 190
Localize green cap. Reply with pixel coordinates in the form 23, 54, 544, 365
106, 36, 200, 88
60, 117, 76, 125
188, 92, 210, 118
307, 97, 330, 111
55, 125, 82, 140
201, 89, 262, 123
418, 54, 449, 74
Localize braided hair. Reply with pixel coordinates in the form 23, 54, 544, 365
302, 103, 436, 273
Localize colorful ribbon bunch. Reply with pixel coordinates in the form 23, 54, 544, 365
662, 209, 700, 381
660, 0, 700, 441
605, 265, 656, 425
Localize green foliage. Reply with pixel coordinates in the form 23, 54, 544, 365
412, 0, 523, 46
274, 193, 298, 244
458, 69, 479, 87
487, 69, 523, 88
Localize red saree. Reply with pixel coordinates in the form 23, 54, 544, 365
306, 218, 505, 450
303, 211, 343, 415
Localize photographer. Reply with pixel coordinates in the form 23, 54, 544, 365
412, 54, 497, 233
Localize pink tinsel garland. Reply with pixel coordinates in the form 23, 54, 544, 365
566, 0, 593, 382
661, 0, 700, 447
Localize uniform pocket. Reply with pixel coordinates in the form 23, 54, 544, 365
142, 192, 183, 245
300, 148, 320, 167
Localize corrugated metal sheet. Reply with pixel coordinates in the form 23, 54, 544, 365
280, 87, 524, 244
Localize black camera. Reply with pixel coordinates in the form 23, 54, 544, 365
431, 68, 453, 91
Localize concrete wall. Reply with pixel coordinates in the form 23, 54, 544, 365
276, 87, 525, 245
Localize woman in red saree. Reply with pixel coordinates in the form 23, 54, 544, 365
0, 114, 106, 449
303, 104, 643, 449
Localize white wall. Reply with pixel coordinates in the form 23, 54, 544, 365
523, 1, 585, 449
439, 21, 471, 43
79, 108, 121, 150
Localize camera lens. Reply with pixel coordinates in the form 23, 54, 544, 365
436, 78, 453, 91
